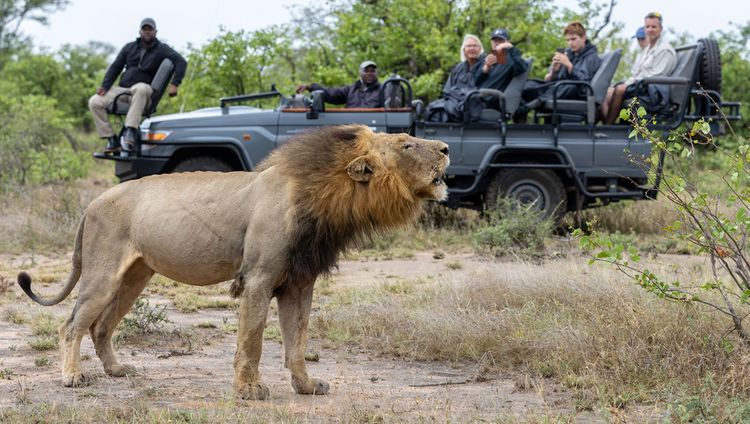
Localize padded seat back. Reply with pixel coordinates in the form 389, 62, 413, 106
590, 49, 621, 104
669, 45, 700, 106
502, 58, 533, 117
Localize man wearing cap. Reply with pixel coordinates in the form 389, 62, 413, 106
602, 12, 676, 124
89, 18, 187, 153
295, 61, 382, 108
473, 28, 528, 101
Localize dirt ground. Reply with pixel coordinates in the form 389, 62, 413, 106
0, 251, 640, 422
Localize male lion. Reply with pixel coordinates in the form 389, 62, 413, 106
18, 125, 449, 400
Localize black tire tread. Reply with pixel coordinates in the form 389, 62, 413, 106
171, 156, 233, 173
484, 168, 566, 221
697, 38, 722, 93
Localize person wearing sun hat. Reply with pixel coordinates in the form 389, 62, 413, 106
295, 60, 382, 108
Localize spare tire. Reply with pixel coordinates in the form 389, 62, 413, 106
697, 38, 722, 93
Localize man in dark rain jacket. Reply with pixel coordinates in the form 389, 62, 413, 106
473, 28, 529, 107
89, 18, 187, 153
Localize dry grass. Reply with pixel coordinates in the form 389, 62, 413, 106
312, 256, 750, 409
0, 163, 113, 253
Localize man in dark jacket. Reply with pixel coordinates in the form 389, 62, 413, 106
521, 21, 601, 110
473, 28, 528, 105
296, 61, 382, 108
89, 18, 187, 153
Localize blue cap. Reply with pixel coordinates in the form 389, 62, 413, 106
632, 27, 646, 39
491, 28, 510, 41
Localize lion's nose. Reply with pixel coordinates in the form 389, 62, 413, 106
440, 146, 449, 156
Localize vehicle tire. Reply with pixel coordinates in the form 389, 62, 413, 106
485, 169, 566, 221
697, 38, 722, 93
170, 156, 234, 173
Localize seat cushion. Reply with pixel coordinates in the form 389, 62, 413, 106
541, 99, 588, 113
479, 108, 502, 121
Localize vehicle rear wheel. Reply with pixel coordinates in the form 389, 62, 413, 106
697, 38, 722, 93
170, 156, 234, 173
485, 169, 566, 221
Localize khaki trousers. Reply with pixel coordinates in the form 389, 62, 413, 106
88, 83, 153, 137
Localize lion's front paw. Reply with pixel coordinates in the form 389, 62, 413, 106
236, 381, 270, 400
105, 363, 136, 377
62, 371, 92, 387
293, 377, 329, 395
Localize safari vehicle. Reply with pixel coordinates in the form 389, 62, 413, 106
95, 39, 740, 220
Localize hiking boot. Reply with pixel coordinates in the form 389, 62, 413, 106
104, 135, 121, 153
121, 127, 138, 151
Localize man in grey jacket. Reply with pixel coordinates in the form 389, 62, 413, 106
602, 12, 676, 124
295, 61, 382, 108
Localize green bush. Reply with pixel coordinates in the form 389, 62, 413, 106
473, 198, 553, 256
0, 94, 76, 186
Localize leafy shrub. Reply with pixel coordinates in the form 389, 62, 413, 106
473, 198, 553, 256
117, 299, 171, 337
0, 94, 75, 186
577, 106, 750, 343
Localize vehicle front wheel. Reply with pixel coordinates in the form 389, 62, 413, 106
170, 156, 234, 173
484, 169, 566, 221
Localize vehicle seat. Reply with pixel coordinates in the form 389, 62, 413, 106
106, 58, 175, 117
478, 58, 533, 122
660, 44, 701, 119
535, 49, 621, 124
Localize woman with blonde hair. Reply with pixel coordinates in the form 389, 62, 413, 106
426, 34, 485, 122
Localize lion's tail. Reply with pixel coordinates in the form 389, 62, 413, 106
18, 212, 86, 306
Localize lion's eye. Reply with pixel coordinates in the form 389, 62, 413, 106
402, 143, 414, 150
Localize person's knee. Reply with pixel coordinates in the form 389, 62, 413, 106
130, 83, 153, 98
88, 94, 104, 111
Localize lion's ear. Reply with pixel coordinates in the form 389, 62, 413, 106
346, 155, 373, 182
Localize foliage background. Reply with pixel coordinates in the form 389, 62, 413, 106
0, 0, 748, 188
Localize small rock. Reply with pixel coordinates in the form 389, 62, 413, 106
304, 352, 320, 362
432, 251, 445, 260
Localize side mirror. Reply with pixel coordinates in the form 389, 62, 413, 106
308, 90, 325, 119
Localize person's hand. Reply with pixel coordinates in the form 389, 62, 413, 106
483, 54, 497, 72
295, 84, 310, 94
496, 41, 514, 50
555, 52, 572, 70
551, 52, 569, 72
96, 87, 106, 96
168, 84, 178, 97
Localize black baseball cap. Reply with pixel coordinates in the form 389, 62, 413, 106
491, 28, 510, 41
140, 18, 156, 29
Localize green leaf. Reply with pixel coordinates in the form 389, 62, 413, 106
619, 108, 630, 122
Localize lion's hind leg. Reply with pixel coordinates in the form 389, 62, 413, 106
89, 259, 154, 377
277, 279, 329, 395
58, 251, 139, 387
58, 278, 117, 387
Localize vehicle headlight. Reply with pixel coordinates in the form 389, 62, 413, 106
142, 130, 171, 141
